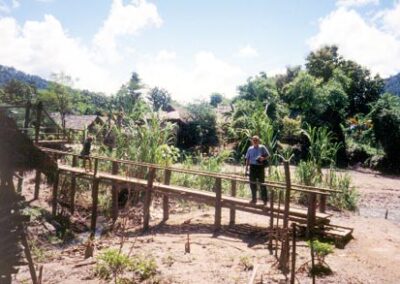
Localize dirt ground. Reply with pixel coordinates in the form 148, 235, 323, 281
11, 167, 400, 284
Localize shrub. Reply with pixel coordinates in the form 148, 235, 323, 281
95, 249, 132, 282
131, 255, 158, 280
307, 240, 334, 276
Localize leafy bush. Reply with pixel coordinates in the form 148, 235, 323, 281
370, 93, 400, 173
131, 255, 158, 280
307, 240, 334, 276
95, 249, 132, 282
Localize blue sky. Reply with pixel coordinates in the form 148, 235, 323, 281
0, 0, 399, 102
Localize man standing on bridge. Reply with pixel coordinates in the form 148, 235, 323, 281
245, 135, 269, 205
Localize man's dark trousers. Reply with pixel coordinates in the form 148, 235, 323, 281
249, 165, 268, 202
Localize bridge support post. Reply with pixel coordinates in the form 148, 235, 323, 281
279, 160, 292, 273
319, 194, 326, 213
229, 180, 237, 226
163, 169, 171, 222
307, 193, 317, 238
52, 171, 59, 216
214, 177, 222, 232
34, 102, 42, 144
23, 100, 31, 135
34, 170, 41, 200
90, 178, 100, 237
143, 167, 156, 231
268, 189, 275, 254
70, 155, 78, 214
111, 161, 119, 222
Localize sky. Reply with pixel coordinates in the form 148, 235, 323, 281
0, 0, 399, 102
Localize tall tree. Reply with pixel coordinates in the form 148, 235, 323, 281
306, 45, 341, 82
113, 72, 143, 114
147, 87, 171, 111
48, 72, 73, 130
210, 93, 223, 107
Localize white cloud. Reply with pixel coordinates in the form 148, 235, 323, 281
155, 50, 176, 61
380, 1, 400, 37
0, 1, 11, 13
236, 44, 259, 58
11, 0, 19, 9
336, 0, 379, 7
0, 0, 163, 94
308, 7, 400, 77
137, 51, 246, 102
93, 0, 162, 63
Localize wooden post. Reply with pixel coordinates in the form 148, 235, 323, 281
279, 160, 292, 273
20, 226, 38, 284
34, 102, 42, 143
290, 223, 297, 284
111, 161, 119, 222
52, 171, 59, 216
268, 189, 275, 254
70, 155, 78, 214
307, 193, 317, 238
93, 158, 99, 176
23, 100, 31, 135
34, 170, 41, 199
319, 194, 326, 213
229, 180, 237, 226
90, 178, 100, 237
163, 169, 171, 221
214, 177, 222, 232
143, 167, 156, 230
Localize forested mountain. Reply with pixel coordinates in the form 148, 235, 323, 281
385, 72, 400, 96
0, 65, 48, 89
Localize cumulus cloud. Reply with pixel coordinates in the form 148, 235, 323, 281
236, 44, 259, 58
0, 0, 163, 94
137, 51, 245, 102
93, 0, 162, 63
308, 7, 400, 77
380, 1, 400, 37
336, 0, 379, 7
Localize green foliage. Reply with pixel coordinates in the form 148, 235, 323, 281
183, 102, 218, 151
369, 93, 400, 172
326, 170, 359, 211
210, 92, 223, 107
147, 87, 171, 111
95, 249, 132, 282
0, 79, 36, 104
307, 240, 334, 276
131, 255, 158, 280
280, 116, 302, 143
296, 160, 319, 186
302, 125, 341, 173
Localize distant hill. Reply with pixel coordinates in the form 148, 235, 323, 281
0, 65, 49, 89
385, 73, 400, 96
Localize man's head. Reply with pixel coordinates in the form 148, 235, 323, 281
251, 135, 260, 146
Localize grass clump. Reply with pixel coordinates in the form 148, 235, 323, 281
239, 255, 254, 271
131, 255, 158, 281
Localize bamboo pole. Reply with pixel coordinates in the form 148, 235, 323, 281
290, 223, 297, 284
319, 194, 326, 213
268, 189, 274, 254
143, 167, 156, 230
51, 171, 59, 216
34, 102, 42, 143
307, 193, 317, 238
111, 161, 119, 222
214, 177, 222, 232
279, 160, 292, 273
229, 180, 237, 226
70, 155, 78, 214
34, 170, 41, 199
90, 178, 100, 237
23, 101, 31, 135
163, 169, 171, 221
